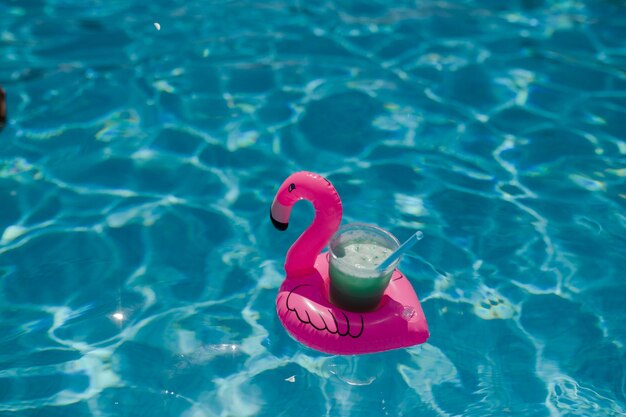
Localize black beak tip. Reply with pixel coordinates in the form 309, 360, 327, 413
0, 86, 6, 131
270, 212, 288, 231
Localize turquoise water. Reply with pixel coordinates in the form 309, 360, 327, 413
1, 0, 625, 415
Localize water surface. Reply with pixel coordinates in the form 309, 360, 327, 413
1, 0, 625, 416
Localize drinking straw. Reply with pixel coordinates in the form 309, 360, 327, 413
376, 231, 424, 272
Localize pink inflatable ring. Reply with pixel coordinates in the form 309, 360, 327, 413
270, 172, 429, 355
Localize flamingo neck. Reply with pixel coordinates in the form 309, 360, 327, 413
284, 212, 337, 278
272, 171, 343, 279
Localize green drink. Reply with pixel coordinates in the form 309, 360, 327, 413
328, 223, 401, 312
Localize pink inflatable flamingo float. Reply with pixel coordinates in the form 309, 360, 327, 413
270, 172, 429, 355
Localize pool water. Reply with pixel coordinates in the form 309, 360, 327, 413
1, 0, 625, 416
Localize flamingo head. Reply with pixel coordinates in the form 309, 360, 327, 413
270, 171, 342, 232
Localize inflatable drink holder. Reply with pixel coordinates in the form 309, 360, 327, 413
270, 172, 429, 355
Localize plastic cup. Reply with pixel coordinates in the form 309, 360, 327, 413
328, 223, 401, 312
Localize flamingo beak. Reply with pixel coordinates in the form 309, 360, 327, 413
270, 209, 288, 231
270, 200, 290, 231
0, 86, 6, 131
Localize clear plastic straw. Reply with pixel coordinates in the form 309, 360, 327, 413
376, 231, 424, 272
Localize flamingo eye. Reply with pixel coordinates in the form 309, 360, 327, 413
288, 183, 296, 192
